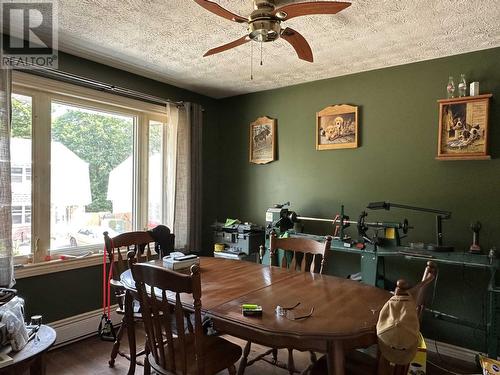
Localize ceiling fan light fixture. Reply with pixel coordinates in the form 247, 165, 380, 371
249, 29, 266, 42
249, 19, 280, 42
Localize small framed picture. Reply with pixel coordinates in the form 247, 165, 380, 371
316, 104, 358, 150
249, 116, 276, 164
437, 94, 491, 160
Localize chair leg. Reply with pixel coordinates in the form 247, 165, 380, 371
144, 345, 151, 375
237, 341, 251, 375
228, 364, 237, 375
287, 349, 295, 375
272, 348, 278, 363
125, 291, 137, 375
109, 318, 125, 367
309, 351, 317, 364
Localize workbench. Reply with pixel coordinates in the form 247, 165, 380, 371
264, 232, 500, 359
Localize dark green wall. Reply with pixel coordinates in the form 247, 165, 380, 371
16, 52, 220, 323
16, 265, 102, 322
215, 47, 500, 351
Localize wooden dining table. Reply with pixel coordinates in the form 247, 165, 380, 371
120, 257, 391, 375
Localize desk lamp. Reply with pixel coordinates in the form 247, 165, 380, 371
367, 201, 453, 252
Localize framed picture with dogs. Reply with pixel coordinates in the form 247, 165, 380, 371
316, 104, 359, 150
436, 94, 492, 160
249, 116, 276, 164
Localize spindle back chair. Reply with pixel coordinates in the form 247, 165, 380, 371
311, 261, 438, 375
103, 229, 173, 370
270, 234, 333, 274
239, 234, 333, 375
128, 253, 242, 375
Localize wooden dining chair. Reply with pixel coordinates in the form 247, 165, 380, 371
128, 252, 242, 375
311, 261, 438, 375
104, 228, 174, 369
238, 233, 332, 375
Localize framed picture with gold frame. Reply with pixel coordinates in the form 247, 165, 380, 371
249, 116, 276, 164
437, 94, 492, 160
316, 104, 358, 150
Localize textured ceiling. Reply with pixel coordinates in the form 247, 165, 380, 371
57, 0, 500, 98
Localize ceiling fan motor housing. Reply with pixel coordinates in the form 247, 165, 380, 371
253, 0, 275, 9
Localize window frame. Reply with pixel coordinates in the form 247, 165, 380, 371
12, 72, 168, 271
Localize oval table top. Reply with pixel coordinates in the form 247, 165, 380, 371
120, 257, 391, 343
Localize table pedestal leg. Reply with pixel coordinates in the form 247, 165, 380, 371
327, 341, 345, 375
125, 290, 136, 375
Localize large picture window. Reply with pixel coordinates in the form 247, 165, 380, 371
50, 102, 134, 250
12, 72, 168, 263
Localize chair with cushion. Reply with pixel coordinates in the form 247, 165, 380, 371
104, 227, 174, 369
128, 252, 242, 375
238, 233, 332, 375
311, 261, 437, 375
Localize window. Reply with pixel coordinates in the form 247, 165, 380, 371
50, 102, 134, 250
12, 72, 168, 263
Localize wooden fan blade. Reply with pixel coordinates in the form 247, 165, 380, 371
274, 1, 351, 20
193, 0, 247, 23
203, 36, 250, 57
280, 28, 313, 62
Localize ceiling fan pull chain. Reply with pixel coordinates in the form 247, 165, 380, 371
250, 42, 254, 80
260, 41, 263, 66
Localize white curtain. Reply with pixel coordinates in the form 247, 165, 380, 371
0, 69, 14, 287
166, 102, 203, 253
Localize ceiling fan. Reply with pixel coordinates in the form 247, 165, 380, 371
194, 0, 351, 63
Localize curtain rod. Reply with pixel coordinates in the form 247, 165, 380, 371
16, 66, 185, 108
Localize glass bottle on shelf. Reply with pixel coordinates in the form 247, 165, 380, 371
446, 76, 455, 98
458, 74, 467, 97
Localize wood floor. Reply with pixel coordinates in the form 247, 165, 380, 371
35, 333, 480, 375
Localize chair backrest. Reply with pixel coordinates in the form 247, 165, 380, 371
377, 261, 438, 375
104, 230, 155, 281
269, 234, 332, 274
128, 252, 204, 375
408, 261, 438, 320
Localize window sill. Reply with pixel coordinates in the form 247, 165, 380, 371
15, 253, 103, 279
